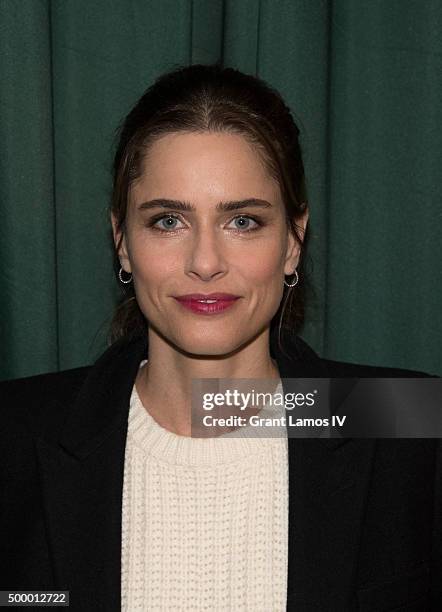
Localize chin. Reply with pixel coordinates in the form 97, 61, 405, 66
148, 313, 269, 357
172, 322, 271, 358
156, 328, 248, 357
174, 336, 245, 358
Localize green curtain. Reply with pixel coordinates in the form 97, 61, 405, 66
1, 0, 441, 381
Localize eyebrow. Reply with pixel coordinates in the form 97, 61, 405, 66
137, 198, 273, 213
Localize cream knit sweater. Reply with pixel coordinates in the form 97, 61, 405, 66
121, 360, 289, 611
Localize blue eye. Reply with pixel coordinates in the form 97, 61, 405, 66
148, 213, 262, 233
153, 215, 183, 231
228, 216, 260, 231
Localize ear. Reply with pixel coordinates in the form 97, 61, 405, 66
111, 212, 132, 273
284, 206, 309, 276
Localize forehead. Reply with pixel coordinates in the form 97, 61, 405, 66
132, 131, 281, 202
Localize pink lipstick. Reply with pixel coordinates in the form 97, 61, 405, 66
173, 293, 241, 315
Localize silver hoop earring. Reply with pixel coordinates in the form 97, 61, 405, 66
118, 266, 132, 284
284, 269, 299, 288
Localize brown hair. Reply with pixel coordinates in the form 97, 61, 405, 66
108, 63, 310, 354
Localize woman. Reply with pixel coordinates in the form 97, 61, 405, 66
1, 64, 440, 611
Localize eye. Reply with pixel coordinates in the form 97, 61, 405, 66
151, 214, 185, 232
148, 213, 263, 233
227, 215, 261, 232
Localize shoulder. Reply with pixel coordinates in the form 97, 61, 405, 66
0, 365, 92, 401
320, 357, 436, 378
0, 366, 92, 440
288, 334, 437, 378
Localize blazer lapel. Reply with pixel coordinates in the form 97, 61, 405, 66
35, 334, 148, 612
35, 425, 127, 611
272, 329, 375, 609
35, 329, 374, 611
285, 437, 375, 609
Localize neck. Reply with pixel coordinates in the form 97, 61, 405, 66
135, 326, 280, 436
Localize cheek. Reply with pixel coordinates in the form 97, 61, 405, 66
130, 241, 178, 286
238, 242, 285, 284
237, 243, 286, 317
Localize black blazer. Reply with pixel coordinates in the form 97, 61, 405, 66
1, 329, 441, 612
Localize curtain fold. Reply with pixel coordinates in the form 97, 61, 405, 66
1, 0, 440, 380
0, 0, 58, 378
325, 0, 442, 372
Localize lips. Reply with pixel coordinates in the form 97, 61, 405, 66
175, 293, 240, 301
173, 293, 241, 315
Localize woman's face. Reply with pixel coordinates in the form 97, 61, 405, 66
112, 131, 308, 356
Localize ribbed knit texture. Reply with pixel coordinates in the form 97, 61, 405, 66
121, 360, 289, 611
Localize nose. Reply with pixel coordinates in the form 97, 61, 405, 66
184, 225, 228, 282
